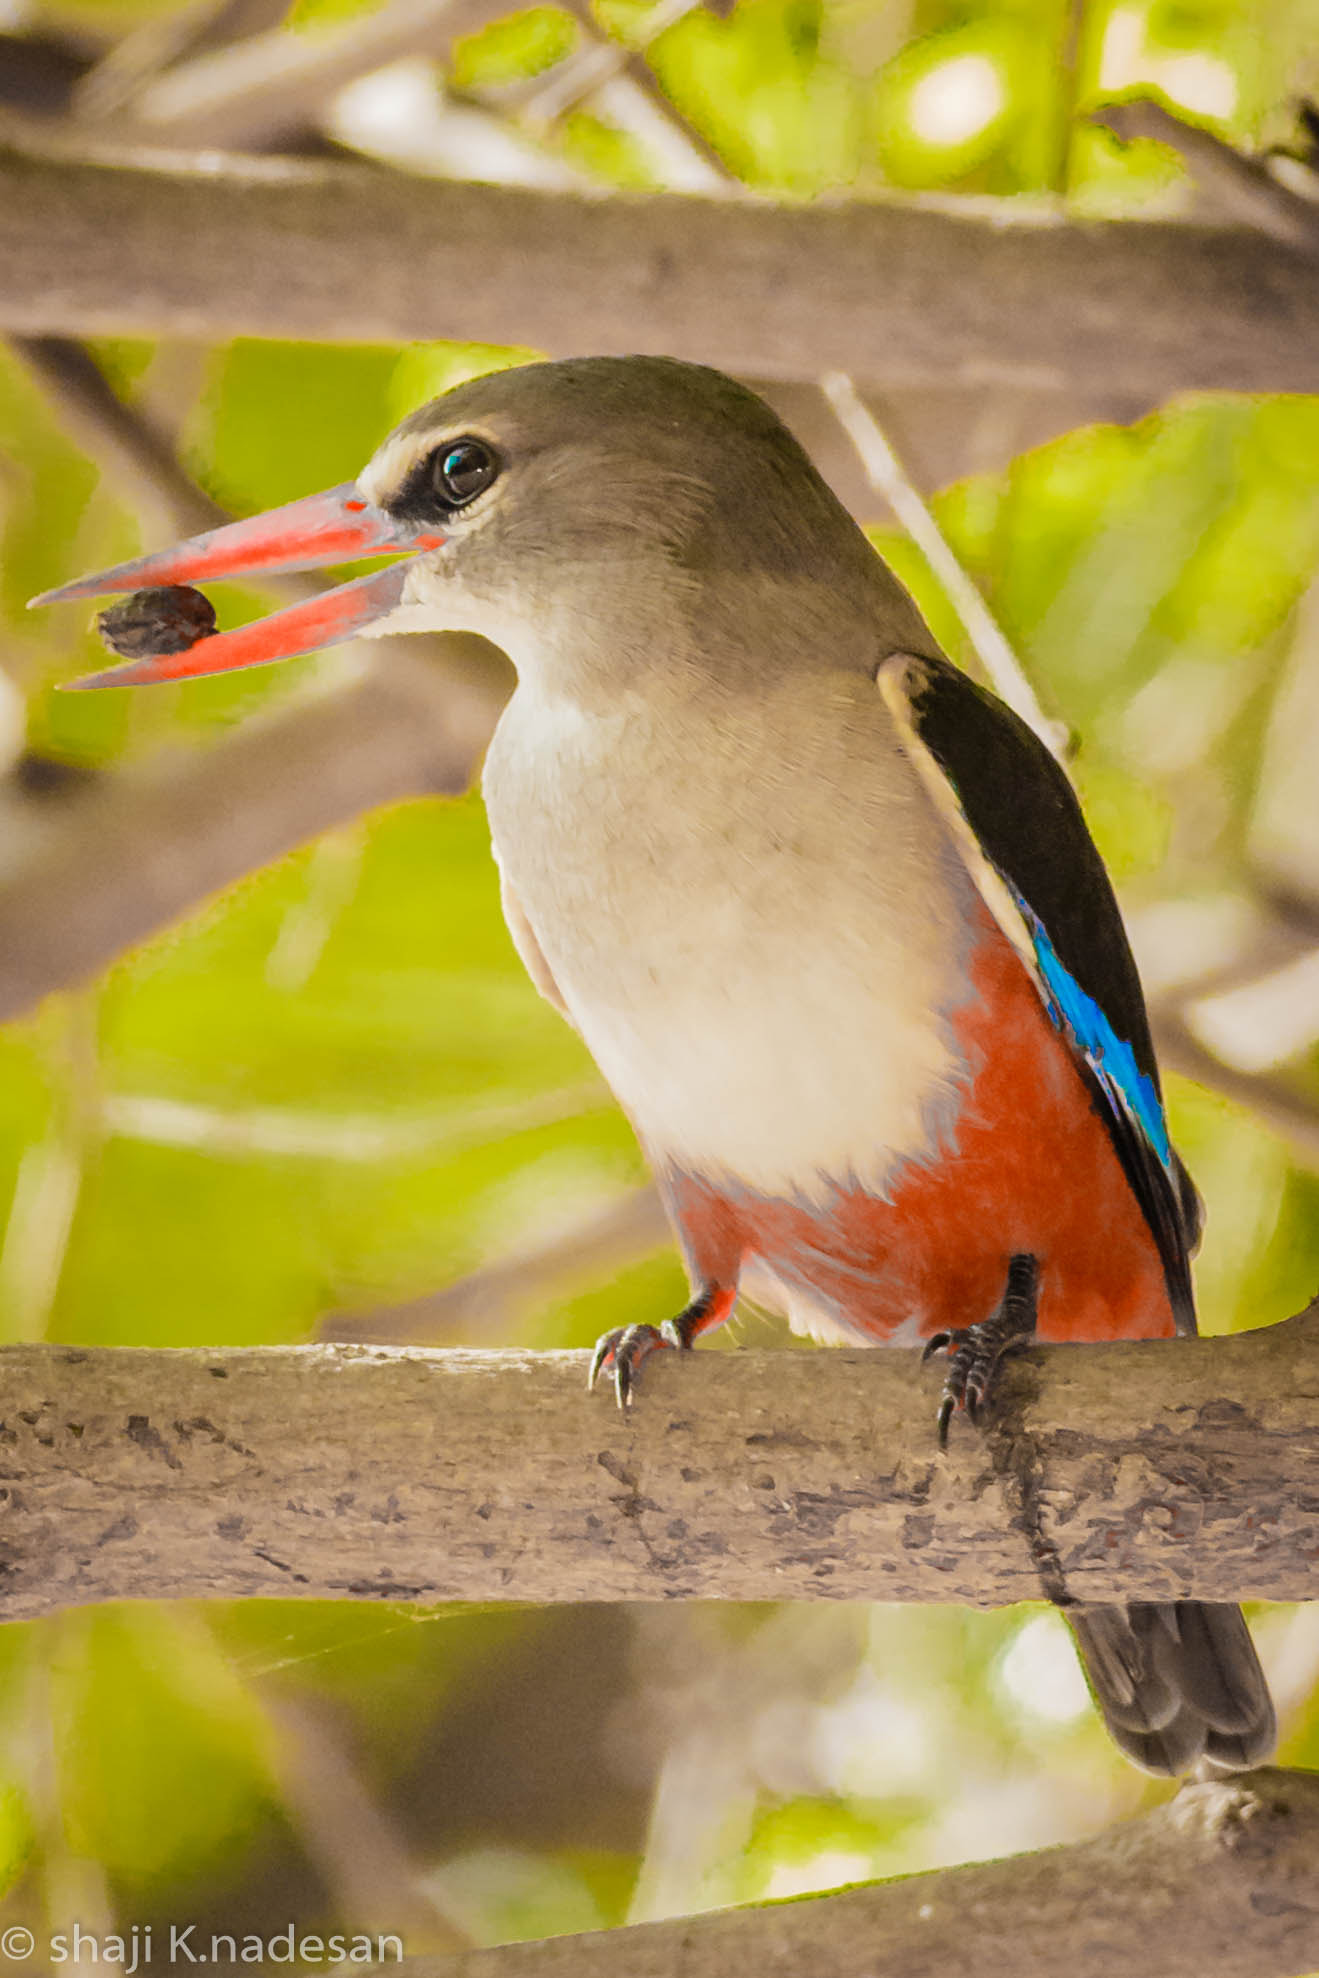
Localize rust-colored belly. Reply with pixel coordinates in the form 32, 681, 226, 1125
665, 914, 1176, 1346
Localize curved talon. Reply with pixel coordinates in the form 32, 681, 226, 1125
587, 1333, 615, 1391
588, 1286, 731, 1412
924, 1253, 1040, 1446
588, 1322, 670, 1409
930, 1326, 1012, 1441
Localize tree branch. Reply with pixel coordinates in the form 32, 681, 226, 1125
71, 0, 292, 125
94, 0, 515, 151
0, 643, 508, 1022
12, 332, 228, 537
320, 1184, 669, 1343
1151, 1010, 1319, 1168
2, 1303, 1316, 1620
1093, 95, 1319, 254
820, 371, 1066, 753
376, 1769, 1319, 1978
3, 139, 1319, 391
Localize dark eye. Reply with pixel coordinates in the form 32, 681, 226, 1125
432, 439, 498, 508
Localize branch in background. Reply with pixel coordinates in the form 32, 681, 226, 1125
321, 1184, 669, 1342
752, 376, 1165, 510
267, 1694, 471, 1956
517, 0, 732, 190
84, 0, 731, 188
12, 333, 227, 538
1151, 1010, 1319, 1169
1093, 95, 1319, 255
91, 0, 517, 152
1, 1302, 1316, 1618
10, 332, 508, 659
0, 32, 89, 119
1182, 945, 1319, 1076
379, 1769, 1319, 1978
1127, 893, 1319, 1163
0, 642, 507, 1022
4, 141, 1319, 393
329, 70, 594, 190
820, 371, 1066, 754
2, 334, 510, 1020
72, 0, 292, 124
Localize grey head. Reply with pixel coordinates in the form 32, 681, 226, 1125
359, 356, 938, 695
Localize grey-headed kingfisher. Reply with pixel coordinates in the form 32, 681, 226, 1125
33, 355, 1276, 1776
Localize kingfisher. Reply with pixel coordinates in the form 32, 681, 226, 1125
33, 355, 1275, 1775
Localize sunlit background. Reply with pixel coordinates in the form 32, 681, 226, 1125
2, 0, 1319, 1958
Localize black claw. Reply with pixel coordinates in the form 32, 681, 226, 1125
587, 1334, 613, 1391
587, 1321, 670, 1410
588, 1289, 728, 1412
925, 1253, 1040, 1445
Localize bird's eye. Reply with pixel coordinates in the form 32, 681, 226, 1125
432, 439, 498, 509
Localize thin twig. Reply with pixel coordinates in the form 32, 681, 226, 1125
820, 372, 1067, 755
103, 0, 515, 150
11, 334, 227, 539
266, 1694, 470, 1954
1049, 0, 1085, 197
1151, 1009, 1319, 1169
321, 1184, 669, 1342
517, 0, 733, 189
1093, 95, 1319, 254
0, 645, 507, 1022
72, 0, 291, 123
1181, 944, 1319, 1075
516, 0, 696, 121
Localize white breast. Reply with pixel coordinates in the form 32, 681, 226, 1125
482, 670, 979, 1202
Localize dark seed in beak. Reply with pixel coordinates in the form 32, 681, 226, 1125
97, 585, 219, 660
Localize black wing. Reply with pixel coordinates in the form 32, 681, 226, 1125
878, 651, 1198, 1335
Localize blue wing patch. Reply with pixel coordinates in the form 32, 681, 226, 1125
1018, 894, 1172, 1169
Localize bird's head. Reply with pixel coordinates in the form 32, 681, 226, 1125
32, 355, 907, 691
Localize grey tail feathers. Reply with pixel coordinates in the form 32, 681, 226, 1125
1069, 1602, 1275, 1776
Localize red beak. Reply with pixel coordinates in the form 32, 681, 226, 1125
29, 484, 444, 687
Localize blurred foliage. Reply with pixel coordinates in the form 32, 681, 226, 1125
2, 0, 1319, 1959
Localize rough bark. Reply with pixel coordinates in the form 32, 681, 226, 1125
377, 1769, 1319, 1978
1, 1303, 1315, 1621
3, 138, 1319, 392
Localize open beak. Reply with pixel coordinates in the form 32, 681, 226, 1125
29, 484, 443, 688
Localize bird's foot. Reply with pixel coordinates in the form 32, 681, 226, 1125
589, 1284, 733, 1410
589, 1320, 684, 1410
923, 1252, 1039, 1447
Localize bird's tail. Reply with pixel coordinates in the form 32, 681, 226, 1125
1070, 1601, 1275, 1775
